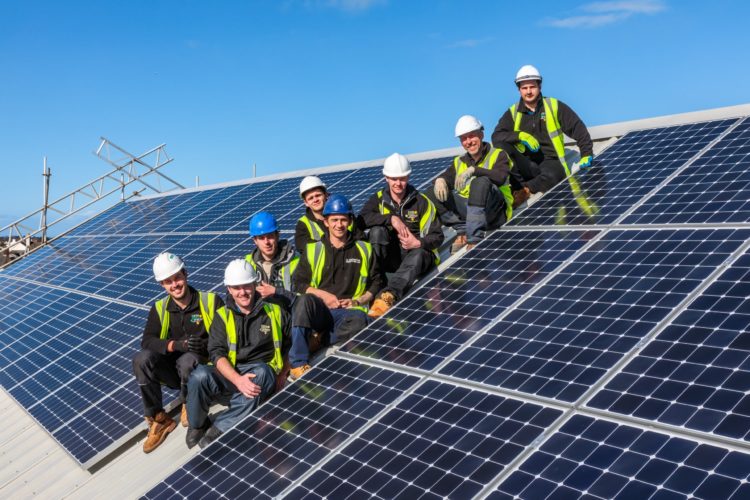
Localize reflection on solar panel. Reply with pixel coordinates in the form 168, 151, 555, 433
491, 415, 750, 499
624, 117, 750, 224
588, 250, 750, 441
340, 229, 595, 370
144, 358, 419, 499
507, 118, 737, 227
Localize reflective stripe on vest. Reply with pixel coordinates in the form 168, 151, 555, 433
510, 96, 570, 176
245, 254, 300, 291
376, 190, 441, 264
215, 304, 284, 373
306, 240, 372, 313
452, 148, 514, 221
299, 215, 325, 242
155, 291, 216, 340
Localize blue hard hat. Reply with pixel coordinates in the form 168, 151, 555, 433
249, 211, 279, 237
322, 194, 353, 217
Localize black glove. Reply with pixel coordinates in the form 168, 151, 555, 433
173, 339, 189, 353
187, 334, 205, 354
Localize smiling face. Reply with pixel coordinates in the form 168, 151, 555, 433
459, 130, 484, 157
518, 80, 541, 108
227, 283, 256, 312
324, 214, 351, 240
160, 269, 188, 301
302, 188, 327, 214
385, 175, 409, 198
253, 231, 279, 260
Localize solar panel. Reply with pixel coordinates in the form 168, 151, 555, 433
588, 249, 750, 441
144, 357, 419, 499
491, 415, 750, 499
624, 117, 750, 224
339, 229, 594, 370
285, 380, 561, 499
507, 118, 738, 227
439, 228, 750, 403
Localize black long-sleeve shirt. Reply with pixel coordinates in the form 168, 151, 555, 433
294, 207, 366, 250
358, 184, 444, 252
434, 141, 511, 189
207, 294, 291, 366
246, 238, 298, 310
491, 95, 593, 160
140, 286, 224, 355
293, 233, 383, 300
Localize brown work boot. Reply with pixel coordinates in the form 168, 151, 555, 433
451, 234, 467, 255
143, 410, 177, 453
308, 331, 323, 354
368, 291, 396, 318
512, 187, 531, 208
466, 243, 477, 252
180, 404, 188, 428
289, 364, 312, 381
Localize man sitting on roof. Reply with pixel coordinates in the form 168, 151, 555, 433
289, 194, 383, 380
132, 252, 223, 453
185, 259, 290, 449
246, 211, 298, 312
358, 153, 443, 318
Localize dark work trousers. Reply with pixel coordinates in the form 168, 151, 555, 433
132, 349, 202, 417
369, 226, 435, 300
186, 361, 276, 432
497, 142, 566, 193
427, 177, 505, 243
290, 294, 370, 367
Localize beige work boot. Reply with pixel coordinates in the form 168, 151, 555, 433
180, 404, 188, 428
465, 242, 477, 252
143, 410, 177, 453
289, 364, 312, 381
451, 234, 467, 255
368, 291, 396, 318
512, 187, 531, 208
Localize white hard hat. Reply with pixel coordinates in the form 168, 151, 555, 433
153, 252, 185, 282
454, 115, 483, 137
515, 65, 542, 84
299, 176, 326, 199
382, 153, 412, 177
224, 258, 260, 286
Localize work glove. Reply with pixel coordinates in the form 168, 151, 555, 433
578, 155, 593, 169
187, 334, 205, 354
455, 167, 475, 192
434, 178, 449, 202
173, 339, 189, 353
518, 132, 540, 152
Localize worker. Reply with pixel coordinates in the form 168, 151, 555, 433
427, 115, 513, 253
492, 64, 593, 207
358, 153, 443, 318
132, 252, 223, 453
185, 259, 290, 449
295, 175, 366, 250
246, 211, 298, 311
289, 194, 383, 380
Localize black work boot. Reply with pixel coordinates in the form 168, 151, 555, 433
198, 426, 222, 449
186, 426, 207, 449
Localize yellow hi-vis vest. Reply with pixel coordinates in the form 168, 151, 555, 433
155, 291, 216, 340
245, 254, 300, 292
453, 148, 514, 221
306, 240, 372, 313
376, 189, 441, 265
299, 215, 325, 242
214, 304, 284, 373
510, 96, 571, 176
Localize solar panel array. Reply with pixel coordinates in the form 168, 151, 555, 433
4, 112, 750, 498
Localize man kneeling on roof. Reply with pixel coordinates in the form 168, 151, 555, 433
133, 252, 224, 453
288, 194, 384, 380
184, 259, 290, 449
359, 153, 443, 318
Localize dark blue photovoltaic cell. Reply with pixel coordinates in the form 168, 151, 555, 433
340, 229, 595, 371
440, 228, 750, 403
507, 118, 738, 227
143, 358, 419, 499
286, 381, 561, 500
624, 118, 750, 224
491, 415, 750, 500
588, 251, 750, 441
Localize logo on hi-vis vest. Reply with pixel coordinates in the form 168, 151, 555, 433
190, 314, 202, 325
404, 210, 418, 223
345, 258, 361, 264
259, 324, 271, 336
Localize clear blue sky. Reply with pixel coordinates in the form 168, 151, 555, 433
2, 0, 749, 230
